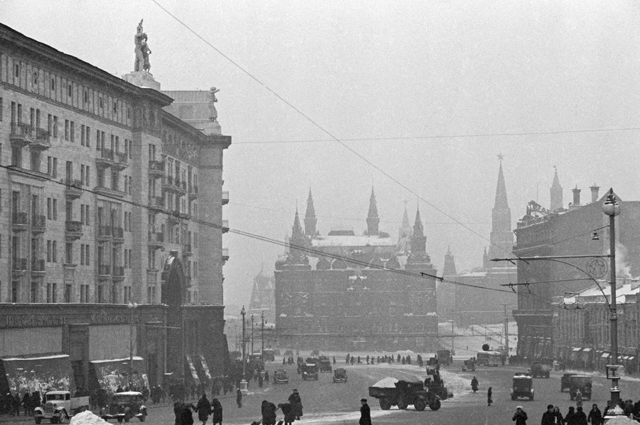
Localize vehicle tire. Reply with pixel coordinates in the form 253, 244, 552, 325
51, 417, 59, 424
429, 399, 441, 411
379, 399, 392, 410
397, 400, 408, 410
546, 372, 550, 378
511, 394, 516, 400
58, 414, 67, 424
35, 418, 42, 425
414, 399, 427, 411
117, 419, 123, 423
139, 414, 146, 422
530, 395, 534, 401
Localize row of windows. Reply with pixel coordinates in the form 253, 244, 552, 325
0, 279, 142, 304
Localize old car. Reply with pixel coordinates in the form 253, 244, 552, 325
462, 359, 476, 372
34, 391, 90, 424
273, 369, 289, 384
560, 373, 578, 392
369, 378, 441, 411
319, 358, 332, 373
569, 375, 592, 401
436, 350, 452, 366
530, 360, 552, 378
301, 363, 319, 380
511, 373, 534, 401
101, 391, 147, 423
333, 368, 347, 383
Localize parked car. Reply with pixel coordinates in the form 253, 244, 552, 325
301, 363, 319, 381
101, 391, 147, 423
319, 358, 332, 373
462, 359, 476, 372
511, 373, 534, 401
569, 375, 592, 401
530, 361, 552, 378
34, 391, 90, 424
560, 373, 578, 392
333, 368, 347, 383
273, 369, 289, 384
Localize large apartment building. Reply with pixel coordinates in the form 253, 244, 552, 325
0, 23, 230, 393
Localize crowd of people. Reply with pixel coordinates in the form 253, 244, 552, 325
514, 400, 640, 425
0, 391, 42, 416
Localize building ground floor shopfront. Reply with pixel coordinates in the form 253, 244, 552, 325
0, 303, 227, 396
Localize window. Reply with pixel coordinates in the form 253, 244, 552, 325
53, 116, 58, 138
47, 240, 52, 262
65, 242, 73, 264
81, 125, 85, 145
85, 244, 90, 265
52, 241, 57, 263
85, 126, 90, 147
50, 77, 55, 91
47, 198, 52, 220
48, 114, 52, 134
64, 120, 69, 141
80, 243, 84, 265
96, 129, 100, 150
53, 158, 58, 178
0, 97, 3, 121
31, 281, 38, 303
80, 165, 85, 186
70, 121, 75, 142
52, 199, 58, 221
80, 284, 88, 303
68, 84, 72, 97
14, 63, 20, 78
99, 97, 103, 109
148, 248, 155, 269
65, 285, 72, 303
113, 102, 117, 114
32, 71, 39, 86
84, 90, 88, 104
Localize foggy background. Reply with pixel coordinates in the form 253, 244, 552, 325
4, 0, 640, 310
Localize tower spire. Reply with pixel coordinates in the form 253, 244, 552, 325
286, 208, 309, 266
494, 160, 509, 209
304, 189, 317, 237
487, 157, 514, 265
550, 166, 564, 211
366, 187, 380, 235
410, 205, 426, 253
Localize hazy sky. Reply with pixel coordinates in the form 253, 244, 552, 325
4, 1, 640, 309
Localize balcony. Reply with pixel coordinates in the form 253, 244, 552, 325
162, 176, 186, 195
222, 190, 229, 205
112, 152, 129, 170
65, 220, 83, 240
222, 220, 229, 233
94, 185, 125, 199
98, 264, 111, 278
222, 247, 229, 262
112, 227, 124, 244
95, 148, 115, 167
113, 266, 125, 280
148, 232, 164, 249
7, 164, 49, 181
12, 258, 27, 277
12, 212, 28, 231
32, 214, 46, 233
168, 210, 181, 223
9, 122, 34, 148
188, 185, 198, 200
183, 244, 192, 257
32, 128, 52, 150
97, 225, 112, 241
148, 196, 166, 212
65, 179, 84, 199
148, 160, 165, 178
31, 259, 45, 276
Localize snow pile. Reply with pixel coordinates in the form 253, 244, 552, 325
604, 416, 639, 425
371, 377, 398, 388
69, 411, 109, 425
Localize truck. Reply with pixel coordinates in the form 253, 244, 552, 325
569, 375, 592, 401
368, 378, 441, 411
34, 391, 90, 424
511, 373, 534, 401
436, 350, 452, 366
530, 360, 552, 378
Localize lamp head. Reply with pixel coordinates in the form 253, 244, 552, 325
602, 189, 621, 216
241, 305, 246, 316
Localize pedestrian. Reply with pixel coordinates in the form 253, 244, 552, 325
261, 400, 278, 425
359, 398, 372, 425
211, 398, 223, 425
278, 402, 294, 425
513, 406, 528, 425
288, 389, 303, 420
487, 387, 492, 406
195, 393, 211, 425
553, 406, 564, 425
575, 389, 583, 409
12, 393, 20, 417
236, 388, 242, 408
575, 406, 588, 425
588, 404, 602, 425
181, 403, 195, 425
264, 370, 269, 383
542, 404, 556, 425
258, 374, 263, 388
565, 406, 577, 425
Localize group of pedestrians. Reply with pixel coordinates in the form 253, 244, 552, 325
254, 388, 304, 425
516, 403, 607, 425
0, 391, 41, 416
174, 393, 223, 425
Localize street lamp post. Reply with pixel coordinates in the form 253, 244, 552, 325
261, 311, 265, 356
251, 315, 255, 359
603, 189, 621, 408
127, 301, 138, 389
240, 306, 248, 393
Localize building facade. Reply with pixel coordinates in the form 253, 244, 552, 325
0, 23, 230, 393
274, 190, 438, 351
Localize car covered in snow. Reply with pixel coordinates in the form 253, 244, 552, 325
101, 391, 147, 422
273, 369, 289, 384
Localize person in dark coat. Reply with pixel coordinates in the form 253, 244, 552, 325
278, 402, 295, 425
565, 406, 578, 425
542, 404, 556, 425
288, 389, 303, 420
588, 404, 603, 425
196, 394, 211, 425
512, 406, 527, 425
211, 398, 222, 425
236, 388, 242, 408
22, 392, 31, 416
12, 393, 21, 416
553, 406, 564, 425
359, 398, 372, 425
487, 387, 492, 406
575, 406, 588, 425
180, 403, 195, 425
261, 400, 278, 425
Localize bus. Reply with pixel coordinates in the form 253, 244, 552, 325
477, 351, 502, 367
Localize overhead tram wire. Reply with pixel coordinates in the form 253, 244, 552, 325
149, 0, 523, 262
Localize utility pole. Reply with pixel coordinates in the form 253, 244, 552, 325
261, 311, 265, 356
451, 319, 454, 354
503, 304, 510, 365
251, 314, 255, 357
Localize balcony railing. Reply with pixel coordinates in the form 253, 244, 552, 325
222, 190, 229, 205
149, 160, 165, 177
32, 128, 52, 149
188, 184, 199, 200
113, 152, 129, 169
183, 244, 192, 257
94, 185, 125, 198
12, 212, 28, 227
13, 258, 28, 271
112, 226, 124, 241
10, 122, 33, 147
96, 148, 114, 167
148, 232, 164, 248
32, 214, 46, 233
113, 266, 125, 278
65, 178, 84, 199
98, 225, 112, 239
65, 220, 83, 240
98, 264, 111, 276
149, 196, 165, 211
222, 220, 229, 233
222, 248, 229, 261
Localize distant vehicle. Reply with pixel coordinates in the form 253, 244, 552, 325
569, 375, 592, 401
34, 391, 90, 424
424, 370, 453, 401
369, 379, 441, 411
476, 351, 502, 367
273, 369, 289, 384
530, 360, 552, 378
436, 350, 452, 366
319, 358, 332, 373
333, 368, 347, 383
560, 373, 578, 392
511, 373, 534, 401
101, 391, 147, 423
262, 349, 275, 362
462, 359, 475, 372
301, 363, 319, 381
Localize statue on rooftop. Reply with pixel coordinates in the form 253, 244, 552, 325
209, 87, 220, 122
134, 20, 150, 72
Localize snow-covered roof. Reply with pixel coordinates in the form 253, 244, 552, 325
2, 354, 69, 362
90, 356, 144, 364
113, 391, 143, 396
312, 235, 396, 248
563, 279, 640, 304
